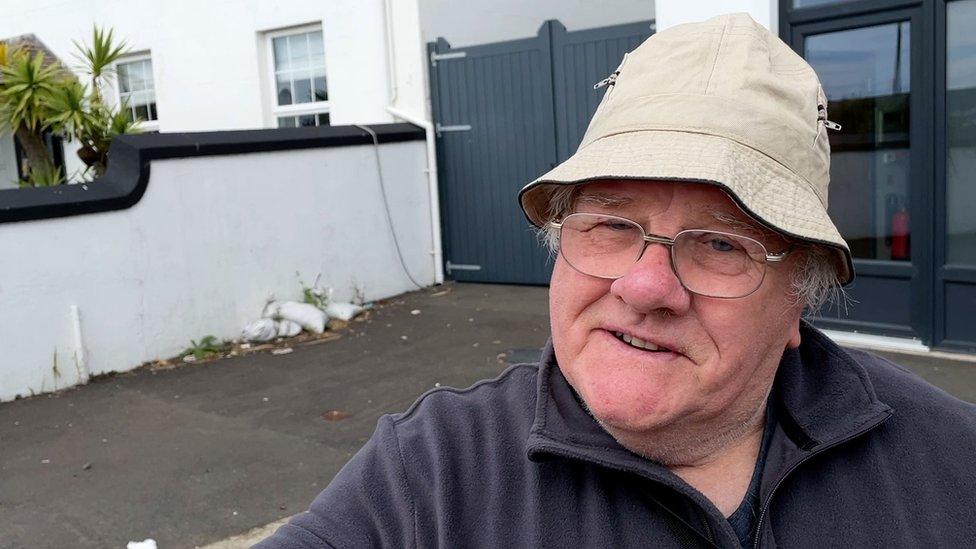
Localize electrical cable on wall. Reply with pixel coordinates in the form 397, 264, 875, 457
354, 124, 425, 290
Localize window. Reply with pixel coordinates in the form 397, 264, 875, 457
116, 55, 158, 128
267, 26, 329, 128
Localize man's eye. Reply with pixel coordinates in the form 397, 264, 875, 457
709, 238, 736, 252
600, 221, 633, 231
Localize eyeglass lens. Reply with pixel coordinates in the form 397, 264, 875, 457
558, 213, 769, 298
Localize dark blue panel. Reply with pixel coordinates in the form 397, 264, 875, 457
429, 19, 653, 286
551, 21, 653, 162
811, 273, 913, 334
943, 282, 976, 351
429, 27, 557, 285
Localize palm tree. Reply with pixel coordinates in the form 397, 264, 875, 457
0, 27, 138, 184
0, 45, 63, 177
64, 26, 136, 178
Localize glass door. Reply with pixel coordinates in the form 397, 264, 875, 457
936, 0, 976, 351
793, 8, 932, 341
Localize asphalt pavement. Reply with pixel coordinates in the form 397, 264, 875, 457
0, 282, 973, 548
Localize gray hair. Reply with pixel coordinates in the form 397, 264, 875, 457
537, 185, 844, 311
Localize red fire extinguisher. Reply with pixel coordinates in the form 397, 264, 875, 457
890, 207, 910, 260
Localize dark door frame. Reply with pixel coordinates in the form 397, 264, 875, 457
933, 0, 976, 352
781, 0, 936, 345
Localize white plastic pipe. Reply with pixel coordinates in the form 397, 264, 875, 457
386, 105, 444, 284
383, 0, 399, 107
70, 304, 90, 383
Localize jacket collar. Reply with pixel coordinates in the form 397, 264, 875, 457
526, 321, 893, 471
772, 322, 893, 448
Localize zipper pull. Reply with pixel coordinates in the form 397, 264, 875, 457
593, 70, 619, 90
817, 104, 842, 131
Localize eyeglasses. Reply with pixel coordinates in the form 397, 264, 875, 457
549, 213, 792, 299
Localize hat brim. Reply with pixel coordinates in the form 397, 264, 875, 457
519, 130, 854, 285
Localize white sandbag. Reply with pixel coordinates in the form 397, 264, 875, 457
242, 318, 278, 342
264, 300, 327, 334
325, 301, 364, 321
276, 319, 302, 337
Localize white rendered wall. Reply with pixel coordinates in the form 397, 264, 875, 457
0, 0, 424, 132
418, 0, 654, 47
655, 0, 777, 33
388, 0, 429, 120
0, 140, 434, 401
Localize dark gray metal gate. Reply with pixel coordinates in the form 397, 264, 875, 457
429, 20, 653, 284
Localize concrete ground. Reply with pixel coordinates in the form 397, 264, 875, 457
1, 282, 973, 548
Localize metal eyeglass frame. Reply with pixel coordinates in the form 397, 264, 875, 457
548, 212, 793, 299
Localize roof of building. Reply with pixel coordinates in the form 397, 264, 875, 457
0, 33, 71, 79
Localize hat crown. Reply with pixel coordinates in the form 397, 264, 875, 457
581, 13, 831, 206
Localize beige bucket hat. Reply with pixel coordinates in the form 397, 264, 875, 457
519, 13, 854, 284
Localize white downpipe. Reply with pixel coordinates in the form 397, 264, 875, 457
70, 305, 90, 383
383, 0, 399, 108
387, 106, 444, 284
383, 0, 442, 284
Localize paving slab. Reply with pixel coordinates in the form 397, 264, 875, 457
1, 282, 973, 548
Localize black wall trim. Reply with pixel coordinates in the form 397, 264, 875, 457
0, 123, 425, 224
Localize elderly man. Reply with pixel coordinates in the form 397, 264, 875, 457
259, 13, 976, 548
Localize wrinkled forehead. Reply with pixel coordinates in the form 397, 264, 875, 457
571, 180, 769, 233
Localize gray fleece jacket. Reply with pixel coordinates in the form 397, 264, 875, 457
256, 323, 976, 548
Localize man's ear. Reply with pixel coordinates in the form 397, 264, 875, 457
787, 319, 802, 349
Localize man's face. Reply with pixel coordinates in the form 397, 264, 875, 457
549, 180, 804, 457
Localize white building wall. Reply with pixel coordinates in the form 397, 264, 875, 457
655, 0, 777, 33
0, 139, 434, 402
0, 0, 423, 133
418, 0, 654, 47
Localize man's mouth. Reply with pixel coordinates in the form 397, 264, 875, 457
612, 331, 670, 353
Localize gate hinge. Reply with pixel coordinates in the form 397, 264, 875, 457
430, 50, 467, 66
435, 123, 472, 137
446, 261, 482, 274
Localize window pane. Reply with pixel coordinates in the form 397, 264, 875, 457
806, 22, 912, 261
273, 36, 290, 71
316, 112, 330, 126
947, 0, 976, 264
294, 75, 312, 104
117, 64, 130, 93
277, 116, 296, 128
142, 60, 154, 88
124, 61, 139, 90
313, 76, 327, 102
129, 61, 145, 91
276, 74, 293, 106
134, 103, 149, 121
129, 90, 150, 106
309, 30, 325, 65
289, 33, 309, 67
298, 114, 316, 127
118, 58, 157, 124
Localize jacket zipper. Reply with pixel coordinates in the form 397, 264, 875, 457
751, 411, 892, 549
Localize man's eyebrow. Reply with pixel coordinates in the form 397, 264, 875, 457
702, 207, 774, 238
575, 192, 633, 208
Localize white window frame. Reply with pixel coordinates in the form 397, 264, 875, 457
113, 52, 159, 132
264, 23, 330, 128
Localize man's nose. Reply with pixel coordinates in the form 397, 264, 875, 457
609, 242, 691, 315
